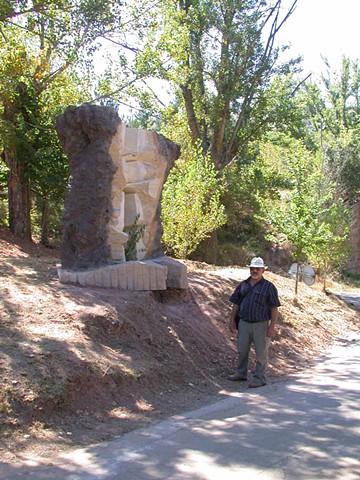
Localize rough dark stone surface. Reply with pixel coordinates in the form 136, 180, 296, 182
56, 104, 119, 270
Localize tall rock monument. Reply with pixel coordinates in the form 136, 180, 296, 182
55, 104, 187, 291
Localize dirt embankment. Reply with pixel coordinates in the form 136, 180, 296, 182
0, 226, 359, 463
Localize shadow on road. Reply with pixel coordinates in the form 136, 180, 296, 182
1, 337, 359, 480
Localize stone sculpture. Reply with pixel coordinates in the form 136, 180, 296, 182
55, 104, 188, 290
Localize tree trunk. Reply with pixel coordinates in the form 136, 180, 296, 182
40, 196, 50, 246
295, 259, 300, 296
3, 83, 33, 241
5, 146, 32, 240
181, 85, 201, 143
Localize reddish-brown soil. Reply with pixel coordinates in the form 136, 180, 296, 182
0, 226, 359, 463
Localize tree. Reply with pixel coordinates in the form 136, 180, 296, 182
263, 135, 349, 294
161, 142, 226, 258
310, 200, 350, 290
219, 136, 290, 255
114, 1, 302, 261
110, 0, 299, 171
322, 127, 360, 205
0, 0, 123, 240
321, 56, 360, 133
307, 56, 360, 204
30, 75, 87, 244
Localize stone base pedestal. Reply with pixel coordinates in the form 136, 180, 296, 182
57, 257, 188, 291
151, 256, 188, 289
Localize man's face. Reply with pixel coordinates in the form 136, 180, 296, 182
250, 267, 264, 281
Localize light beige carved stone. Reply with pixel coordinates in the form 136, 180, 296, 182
57, 261, 168, 291
106, 125, 177, 264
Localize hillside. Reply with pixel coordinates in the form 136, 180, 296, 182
0, 226, 359, 463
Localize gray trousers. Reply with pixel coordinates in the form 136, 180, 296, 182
236, 320, 270, 382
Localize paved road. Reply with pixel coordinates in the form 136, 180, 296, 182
333, 291, 360, 310
1, 334, 359, 480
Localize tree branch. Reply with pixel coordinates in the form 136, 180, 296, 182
291, 73, 312, 95
225, 0, 298, 167
181, 84, 201, 142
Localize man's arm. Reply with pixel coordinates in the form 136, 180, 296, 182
229, 304, 239, 333
267, 306, 279, 337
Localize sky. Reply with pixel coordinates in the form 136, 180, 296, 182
278, 0, 360, 77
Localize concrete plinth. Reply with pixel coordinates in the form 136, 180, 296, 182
57, 257, 187, 291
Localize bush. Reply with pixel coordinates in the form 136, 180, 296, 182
161, 145, 226, 259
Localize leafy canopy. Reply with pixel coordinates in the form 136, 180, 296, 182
161, 142, 226, 259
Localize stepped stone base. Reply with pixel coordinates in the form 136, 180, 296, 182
57, 257, 188, 291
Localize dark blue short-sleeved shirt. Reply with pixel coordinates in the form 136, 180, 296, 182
229, 277, 281, 323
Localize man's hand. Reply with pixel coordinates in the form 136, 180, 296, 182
268, 307, 279, 337
267, 324, 276, 337
229, 305, 239, 334
229, 317, 237, 334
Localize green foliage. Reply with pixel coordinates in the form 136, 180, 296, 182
125, 214, 146, 261
309, 200, 350, 290
0, 198, 8, 226
321, 56, 360, 132
219, 137, 290, 254
0, 1, 355, 282
322, 127, 360, 204
127, 40, 359, 275
341, 271, 360, 289
262, 136, 350, 292
161, 144, 226, 259
305, 56, 360, 204
104, 0, 299, 170
264, 143, 319, 252
0, 29, 89, 242
0, 0, 123, 240
216, 242, 249, 267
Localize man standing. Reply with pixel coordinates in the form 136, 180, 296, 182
228, 257, 280, 388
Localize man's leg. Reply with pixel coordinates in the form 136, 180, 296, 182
235, 320, 252, 378
252, 320, 270, 383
